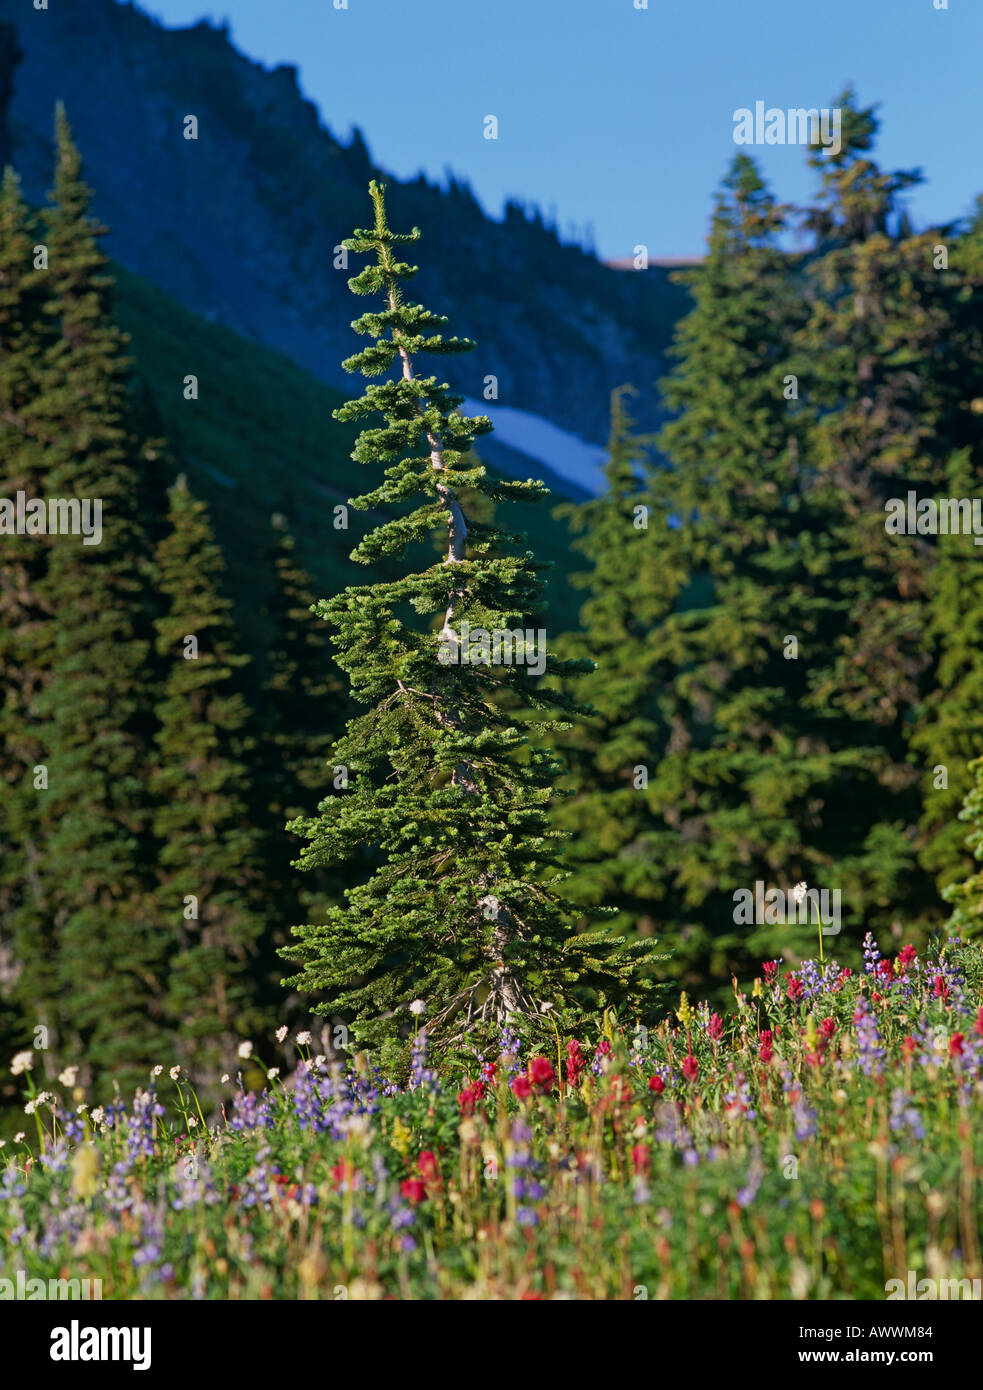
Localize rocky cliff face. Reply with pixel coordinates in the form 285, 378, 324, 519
0, 0, 686, 446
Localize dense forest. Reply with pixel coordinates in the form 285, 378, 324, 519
3, 90, 983, 1128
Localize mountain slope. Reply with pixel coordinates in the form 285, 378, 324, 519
0, 0, 688, 448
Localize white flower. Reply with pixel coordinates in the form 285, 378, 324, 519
90, 1108, 106, 1126
24, 1099, 37, 1115
187, 1115, 198, 1128
267, 1067, 280, 1080
313, 1055, 326, 1071
152, 1065, 163, 1077
14, 1132, 25, 1143
10, 1051, 33, 1076
237, 1041, 253, 1060
220, 1073, 230, 1085
790, 881, 807, 904
169, 1066, 181, 1081
76, 1104, 88, 1114
409, 1000, 426, 1016
58, 1066, 78, 1087
275, 1025, 288, 1043
296, 1031, 312, 1046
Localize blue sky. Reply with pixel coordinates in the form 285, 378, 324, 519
136, 0, 981, 260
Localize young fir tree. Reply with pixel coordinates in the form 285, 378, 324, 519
32, 107, 166, 1084
281, 181, 662, 1059
794, 89, 962, 939
150, 476, 266, 1079
0, 166, 57, 1053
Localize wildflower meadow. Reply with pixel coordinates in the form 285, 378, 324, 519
3, 934, 982, 1311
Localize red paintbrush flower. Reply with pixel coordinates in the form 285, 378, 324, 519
528, 1056, 555, 1092
510, 1074, 532, 1101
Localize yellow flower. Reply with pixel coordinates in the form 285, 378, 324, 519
677, 992, 693, 1028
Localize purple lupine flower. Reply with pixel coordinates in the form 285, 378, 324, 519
853, 998, 885, 1076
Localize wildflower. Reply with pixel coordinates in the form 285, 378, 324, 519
275, 1026, 289, 1043
237, 1041, 253, 1060
902, 1036, 917, 1057
528, 1056, 555, 1092
786, 975, 804, 1002
408, 1000, 426, 1016
400, 1178, 427, 1204
762, 961, 778, 982
14, 1132, 25, 1143
681, 1054, 699, 1083
565, 1039, 586, 1086
58, 1066, 78, 1087
169, 1066, 181, 1081
852, 999, 885, 1076
296, 1031, 312, 1046
10, 1051, 33, 1077
898, 945, 918, 971
220, 1074, 230, 1084
790, 881, 807, 905
631, 1143, 651, 1175
976, 1007, 983, 1040
187, 1115, 198, 1128
677, 992, 693, 1028
457, 1085, 481, 1116
510, 1075, 532, 1101
933, 975, 950, 1003
819, 1018, 837, 1040
151, 1065, 163, 1077
759, 1030, 774, 1064
949, 1033, 965, 1058
267, 1068, 280, 1080
708, 1013, 724, 1041
417, 1151, 441, 1188
648, 1075, 665, 1094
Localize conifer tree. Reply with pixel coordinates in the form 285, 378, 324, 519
794, 89, 962, 939
31, 107, 165, 1083
0, 166, 56, 1048
561, 156, 879, 983
282, 181, 662, 1059
942, 754, 983, 938
151, 477, 266, 1079
551, 387, 673, 940
258, 517, 349, 1018
909, 205, 983, 899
